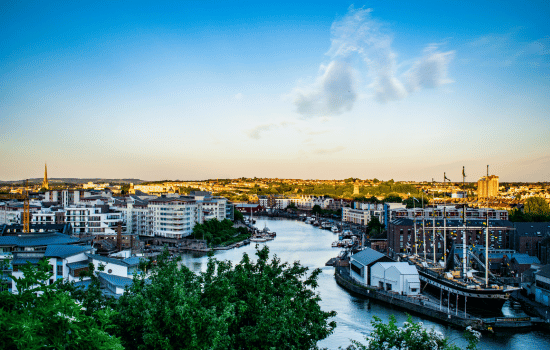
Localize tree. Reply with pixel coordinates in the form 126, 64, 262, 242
344, 315, 480, 350
312, 204, 322, 215
0, 259, 123, 350
383, 194, 402, 203
366, 217, 384, 236
287, 201, 298, 210
203, 246, 337, 349
524, 197, 550, 216
113, 247, 336, 350
113, 251, 233, 350
233, 209, 244, 222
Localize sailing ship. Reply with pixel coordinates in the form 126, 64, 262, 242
402, 167, 518, 311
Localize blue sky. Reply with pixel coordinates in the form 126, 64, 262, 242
1, 1, 549, 182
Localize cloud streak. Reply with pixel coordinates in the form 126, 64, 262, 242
245, 120, 297, 139
246, 123, 277, 140
292, 6, 455, 115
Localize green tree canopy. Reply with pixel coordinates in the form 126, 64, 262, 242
312, 204, 322, 215
344, 315, 480, 350
0, 259, 123, 350
524, 197, 550, 216
113, 247, 336, 350
233, 209, 244, 222
366, 217, 385, 236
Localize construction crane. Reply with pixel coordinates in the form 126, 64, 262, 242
23, 180, 30, 233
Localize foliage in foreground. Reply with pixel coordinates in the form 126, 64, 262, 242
112, 246, 336, 350
343, 315, 480, 350
0, 259, 122, 350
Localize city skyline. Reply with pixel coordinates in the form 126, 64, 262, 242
2, 1, 549, 182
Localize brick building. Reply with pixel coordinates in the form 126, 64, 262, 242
387, 218, 514, 259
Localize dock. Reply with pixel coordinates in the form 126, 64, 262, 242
334, 265, 545, 332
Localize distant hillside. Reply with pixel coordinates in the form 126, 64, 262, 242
0, 178, 145, 185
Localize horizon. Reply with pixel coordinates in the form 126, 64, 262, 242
2, 2, 549, 182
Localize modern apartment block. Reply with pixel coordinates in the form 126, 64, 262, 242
258, 195, 349, 211
477, 175, 499, 199
148, 197, 198, 239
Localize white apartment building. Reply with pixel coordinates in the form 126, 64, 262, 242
342, 206, 384, 226
149, 198, 198, 239
0, 202, 41, 225
258, 195, 348, 210
31, 207, 65, 225
197, 197, 228, 223
64, 205, 124, 236
115, 197, 153, 237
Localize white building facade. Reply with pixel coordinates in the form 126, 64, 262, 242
149, 198, 198, 239
370, 262, 420, 295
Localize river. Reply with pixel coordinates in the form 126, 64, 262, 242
178, 217, 550, 349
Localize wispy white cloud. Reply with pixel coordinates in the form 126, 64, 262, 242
469, 31, 550, 68
292, 6, 455, 114
245, 120, 296, 139
246, 123, 277, 139
234, 93, 243, 100
404, 45, 455, 92
293, 60, 358, 117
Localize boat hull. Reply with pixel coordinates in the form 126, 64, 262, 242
418, 270, 510, 312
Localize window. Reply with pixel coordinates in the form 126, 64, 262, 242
57, 265, 63, 276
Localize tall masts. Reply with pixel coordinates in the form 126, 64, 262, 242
462, 166, 467, 279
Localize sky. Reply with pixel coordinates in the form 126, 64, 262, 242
1, 1, 549, 182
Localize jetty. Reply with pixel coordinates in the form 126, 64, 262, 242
334, 264, 545, 332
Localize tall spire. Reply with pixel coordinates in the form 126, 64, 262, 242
43, 163, 49, 190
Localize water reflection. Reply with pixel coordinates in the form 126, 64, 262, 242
176, 217, 550, 350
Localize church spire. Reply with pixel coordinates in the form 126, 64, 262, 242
43, 163, 49, 190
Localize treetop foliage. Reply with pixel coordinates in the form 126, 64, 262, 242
113, 246, 336, 350
0, 259, 123, 350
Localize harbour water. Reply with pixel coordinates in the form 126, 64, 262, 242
178, 217, 550, 349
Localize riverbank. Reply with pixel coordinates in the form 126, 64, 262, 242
334, 264, 549, 332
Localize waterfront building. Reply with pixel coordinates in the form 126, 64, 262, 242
387, 218, 515, 257
349, 248, 393, 287
370, 262, 420, 295
115, 196, 153, 237
148, 197, 198, 239
510, 222, 550, 260
343, 203, 385, 226
534, 265, 550, 306
234, 203, 263, 214
342, 202, 406, 227
390, 206, 509, 221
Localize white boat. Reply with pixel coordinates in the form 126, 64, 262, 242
250, 236, 267, 243
331, 226, 339, 233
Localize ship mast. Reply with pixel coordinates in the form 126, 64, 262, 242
462, 166, 467, 279
485, 165, 490, 287
432, 187, 436, 264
